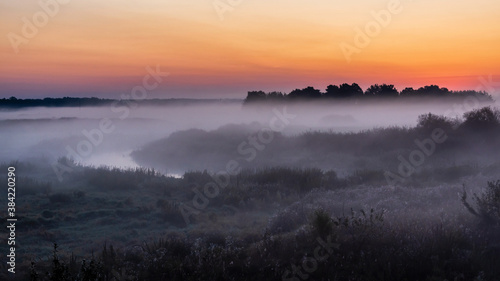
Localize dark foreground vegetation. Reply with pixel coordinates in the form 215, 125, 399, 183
244, 84, 493, 103
5, 169, 500, 280
24, 190, 500, 281
1, 157, 500, 280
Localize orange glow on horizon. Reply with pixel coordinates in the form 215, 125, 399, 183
1, 0, 499, 98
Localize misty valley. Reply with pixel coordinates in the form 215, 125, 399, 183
4, 0, 500, 278
1, 98, 500, 280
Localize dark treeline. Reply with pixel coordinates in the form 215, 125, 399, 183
1, 84, 492, 108
0, 97, 241, 108
0, 97, 115, 108
245, 83, 494, 103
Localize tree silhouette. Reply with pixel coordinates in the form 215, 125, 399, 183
267, 91, 285, 101
325, 83, 363, 98
415, 85, 450, 97
245, 91, 267, 102
325, 85, 340, 98
288, 86, 322, 99
400, 87, 415, 97
365, 84, 399, 97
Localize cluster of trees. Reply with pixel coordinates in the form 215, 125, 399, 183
245, 83, 493, 103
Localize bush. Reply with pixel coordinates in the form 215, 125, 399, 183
417, 113, 457, 133
310, 209, 334, 238
462, 180, 500, 225
462, 107, 500, 131
156, 199, 184, 226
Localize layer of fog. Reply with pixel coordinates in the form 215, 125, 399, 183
0, 100, 492, 173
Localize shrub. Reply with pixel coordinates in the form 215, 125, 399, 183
417, 113, 457, 133
156, 199, 184, 226
462, 107, 500, 131
310, 209, 334, 238
79, 258, 103, 281
49, 243, 71, 281
462, 180, 500, 225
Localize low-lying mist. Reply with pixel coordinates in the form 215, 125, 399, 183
1, 99, 494, 173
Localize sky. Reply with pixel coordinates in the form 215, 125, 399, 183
0, 0, 499, 99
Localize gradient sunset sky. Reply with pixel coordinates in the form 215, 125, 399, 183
1, 0, 499, 98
